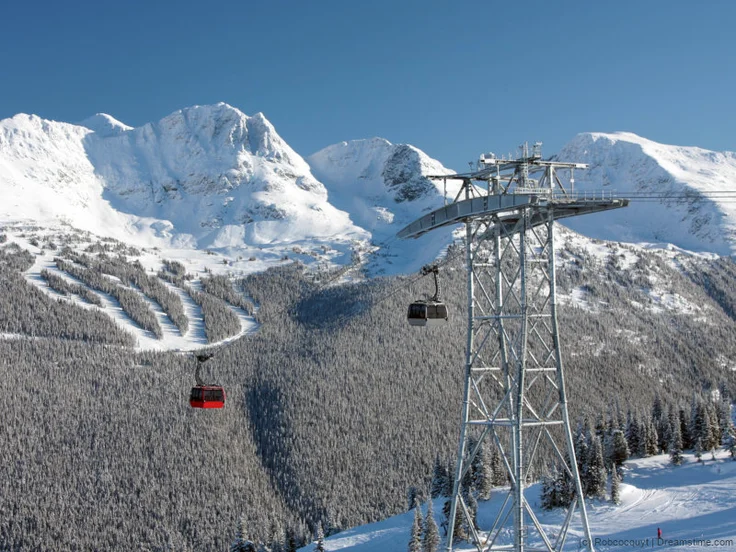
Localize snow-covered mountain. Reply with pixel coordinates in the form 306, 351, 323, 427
0, 104, 368, 253
0, 104, 460, 275
557, 132, 736, 256
4, 106, 736, 279
307, 138, 460, 274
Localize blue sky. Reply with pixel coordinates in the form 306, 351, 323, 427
1, 0, 734, 170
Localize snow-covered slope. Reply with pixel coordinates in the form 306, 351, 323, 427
301, 451, 736, 551
557, 132, 736, 256
308, 138, 461, 274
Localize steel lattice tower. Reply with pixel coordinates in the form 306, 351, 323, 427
397, 144, 629, 552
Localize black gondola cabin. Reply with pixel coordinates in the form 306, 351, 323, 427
407, 301, 449, 327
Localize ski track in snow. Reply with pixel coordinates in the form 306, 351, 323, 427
11, 245, 258, 351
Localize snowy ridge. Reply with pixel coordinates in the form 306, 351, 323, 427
557, 132, 736, 256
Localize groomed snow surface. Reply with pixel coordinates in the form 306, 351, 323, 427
5, 229, 259, 351
301, 452, 736, 551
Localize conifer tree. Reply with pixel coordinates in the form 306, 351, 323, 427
430, 455, 447, 499
646, 420, 659, 456
490, 447, 506, 487
690, 399, 705, 450
718, 400, 732, 445
669, 419, 684, 466
584, 435, 607, 499
541, 464, 573, 509
610, 466, 621, 505
407, 486, 418, 511
231, 518, 257, 552
422, 500, 440, 552
694, 437, 704, 463
604, 429, 630, 470
540, 467, 558, 511
679, 408, 692, 449
471, 441, 493, 500
409, 500, 422, 552
314, 522, 326, 552
285, 530, 297, 552
451, 503, 468, 543
443, 460, 455, 498
652, 395, 663, 423
466, 436, 478, 483
658, 414, 672, 453
707, 403, 721, 449
466, 492, 478, 532
626, 413, 641, 457
726, 424, 736, 461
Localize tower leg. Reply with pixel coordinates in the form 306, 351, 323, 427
446, 214, 594, 552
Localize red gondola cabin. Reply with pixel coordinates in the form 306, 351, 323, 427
190, 385, 226, 409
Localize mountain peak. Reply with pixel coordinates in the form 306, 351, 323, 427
79, 113, 133, 137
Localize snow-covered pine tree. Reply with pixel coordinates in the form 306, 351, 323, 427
669, 419, 684, 466
409, 499, 422, 552
679, 408, 692, 450
707, 402, 721, 450
718, 400, 732, 445
610, 466, 621, 505
451, 502, 468, 543
594, 413, 605, 438
694, 437, 704, 462
422, 500, 440, 552
726, 423, 736, 460
466, 492, 478, 532
443, 460, 455, 498
466, 436, 478, 484
690, 399, 706, 450
490, 447, 506, 487
541, 463, 573, 509
646, 419, 659, 456
441, 500, 451, 536
314, 522, 326, 552
430, 455, 447, 499
472, 441, 493, 500
584, 435, 607, 499
626, 412, 641, 457
574, 423, 591, 480
658, 413, 672, 453
407, 486, 418, 511
285, 530, 297, 552
652, 395, 663, 422
231, 517, 257, 552
540, 467, 558, 511
604, 429, 630, 471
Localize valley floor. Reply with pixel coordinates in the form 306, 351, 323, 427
303, 451, 736, 551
